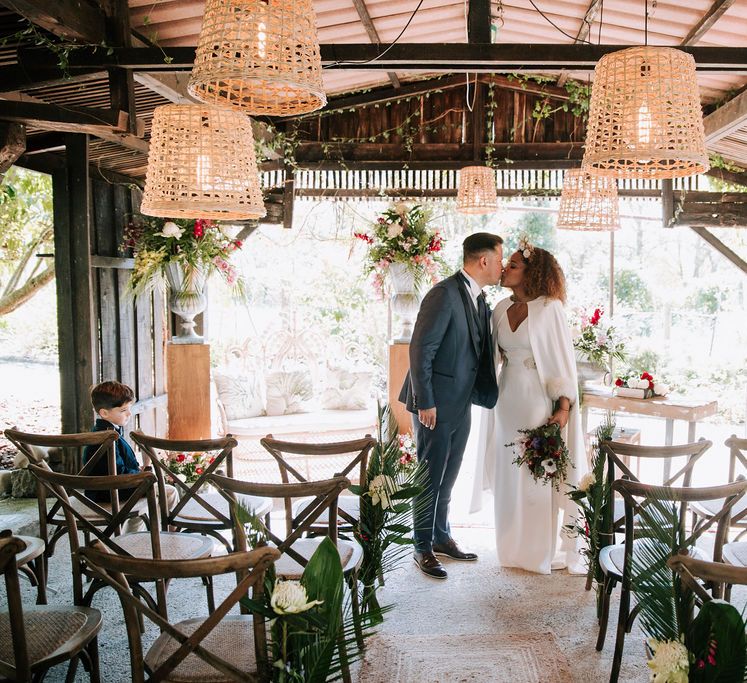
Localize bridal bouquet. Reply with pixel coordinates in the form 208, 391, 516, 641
507, 423, 571, 491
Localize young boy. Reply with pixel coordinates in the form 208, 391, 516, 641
84, 381, 176, 530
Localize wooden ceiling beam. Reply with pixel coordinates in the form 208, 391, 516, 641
0, 0, 106, 43
467, 0, 491, 44
703, 88, 747, 143
680, 0, 736, 46
689, 226, 747, 275
351, 0, 400, 89
0, 100, 147, 151
0, 65, 106, 95
20, 44, 747, 73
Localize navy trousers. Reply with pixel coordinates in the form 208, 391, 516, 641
412, 407, 471, 553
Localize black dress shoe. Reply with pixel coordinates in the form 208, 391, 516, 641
413, 551, 448, 579
432, 539, 478, 561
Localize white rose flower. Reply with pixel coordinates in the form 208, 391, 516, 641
578, 472, 596, 493
369, 474, 397, 509
270, 580, 323, 615
654, 383, 669, 396
393, 202, 409, 215
541, 458, 558, 475
647, 638, 689, 683
387, 223, 404, 239
159, 221, 184, 239
522, 248, 531, 259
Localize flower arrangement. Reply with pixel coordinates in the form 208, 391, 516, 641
354, 203, 445, 297
397, 433, 418, 472
163, 451, 215, 484
122, 215, 244, 295
350, 404, 426, 621
615, 372, 670, 399
507, 423, 572, 491
571, 306, 627, 369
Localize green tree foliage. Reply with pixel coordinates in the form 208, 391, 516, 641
596, 268, 653, 311
503, 210, 556, 255
0, 167, 54, 316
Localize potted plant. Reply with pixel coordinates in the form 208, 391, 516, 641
354, 203, 445, 342
122, 216, 244, 343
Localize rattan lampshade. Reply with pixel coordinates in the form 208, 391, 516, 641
556, 169, 620, 231
140, 104, 266, 220
188, 0, 326, 116
456, 166, 498, 214
582, 46, 708, 179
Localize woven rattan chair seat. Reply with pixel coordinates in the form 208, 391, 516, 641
601, 539, 707, 578
14, 536, 44, 567
273, 537, 362, 579
63, 495, 148, 523
0, 606, 101, 671
723, 542, 747, 567
144, 615, 257, 682
174, 493, 272, 524
291, 494, 359, 526
115, 532, 214, 560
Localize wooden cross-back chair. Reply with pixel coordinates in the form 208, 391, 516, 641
131, 431, 273, 551
668, 553, 747, 606
0, 531, 102, 683
602, 439, 712, 537
29, 462, 214, 614
691, 436, 747, 541
209, 472, 363, 683
79, 541, 280, 682
4, 428, 149, 567
600, 477, 747, 683
260, 434, 375, 536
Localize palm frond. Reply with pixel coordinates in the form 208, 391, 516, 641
630, 494, 691, 642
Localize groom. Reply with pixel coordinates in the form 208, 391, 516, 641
399, 232, 502, 579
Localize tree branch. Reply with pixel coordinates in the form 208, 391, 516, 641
0, 263, 55, 316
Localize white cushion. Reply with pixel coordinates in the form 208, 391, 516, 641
320, 367, 372, 410
273, 538, 362, 578
213, 369, 264, 421
265, 368, 314, 416
291, 495, 359, 526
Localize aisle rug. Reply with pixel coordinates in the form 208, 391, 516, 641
359, 631, 573, 682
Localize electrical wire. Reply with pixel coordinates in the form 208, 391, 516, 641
323, 0, 426, 69
526, 0, 592, 45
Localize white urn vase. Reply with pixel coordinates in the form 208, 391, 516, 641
575, 350, 609, 387
164, 262, 207, 344
388, 263, 421, 343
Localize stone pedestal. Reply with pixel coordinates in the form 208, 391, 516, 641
167, 343, 212, 440
388, 343, 412, 435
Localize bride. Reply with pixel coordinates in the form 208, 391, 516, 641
471, 239, 586, 575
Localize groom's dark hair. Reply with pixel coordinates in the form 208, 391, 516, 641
463, 232, 503, 263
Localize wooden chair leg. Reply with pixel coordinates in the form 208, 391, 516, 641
596, 577, 614, 651
203, 575, 216, 613
87, 636, 101, 683
33, 557, 47, 605
609, 580, 630, 683
348, 573, 364, 651
64, 655, 80, 683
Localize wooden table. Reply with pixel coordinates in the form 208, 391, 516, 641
581, 389, 718, 478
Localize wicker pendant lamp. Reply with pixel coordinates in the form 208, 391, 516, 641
141, 104, 266, 220
456, 166, 498, 214
188, 0, 326, 116
556, 169, 620, 231
582, 46, 708, 179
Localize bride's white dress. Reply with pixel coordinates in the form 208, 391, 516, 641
493, 313, 562, 573
475, 300, 585, 575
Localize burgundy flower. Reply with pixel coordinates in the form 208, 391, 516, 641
615, 378, 624, 387
193, 220, 205, 239
590, 308, 602, 326
176, 453, 186, 463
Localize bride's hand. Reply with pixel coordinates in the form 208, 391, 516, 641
547, 408, 569, 429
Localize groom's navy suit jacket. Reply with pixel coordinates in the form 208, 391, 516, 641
399, 272, 498, 423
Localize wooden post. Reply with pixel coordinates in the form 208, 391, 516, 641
388, 343, 412, 434
53, 134, 97, 433
167, 343, 212, 440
